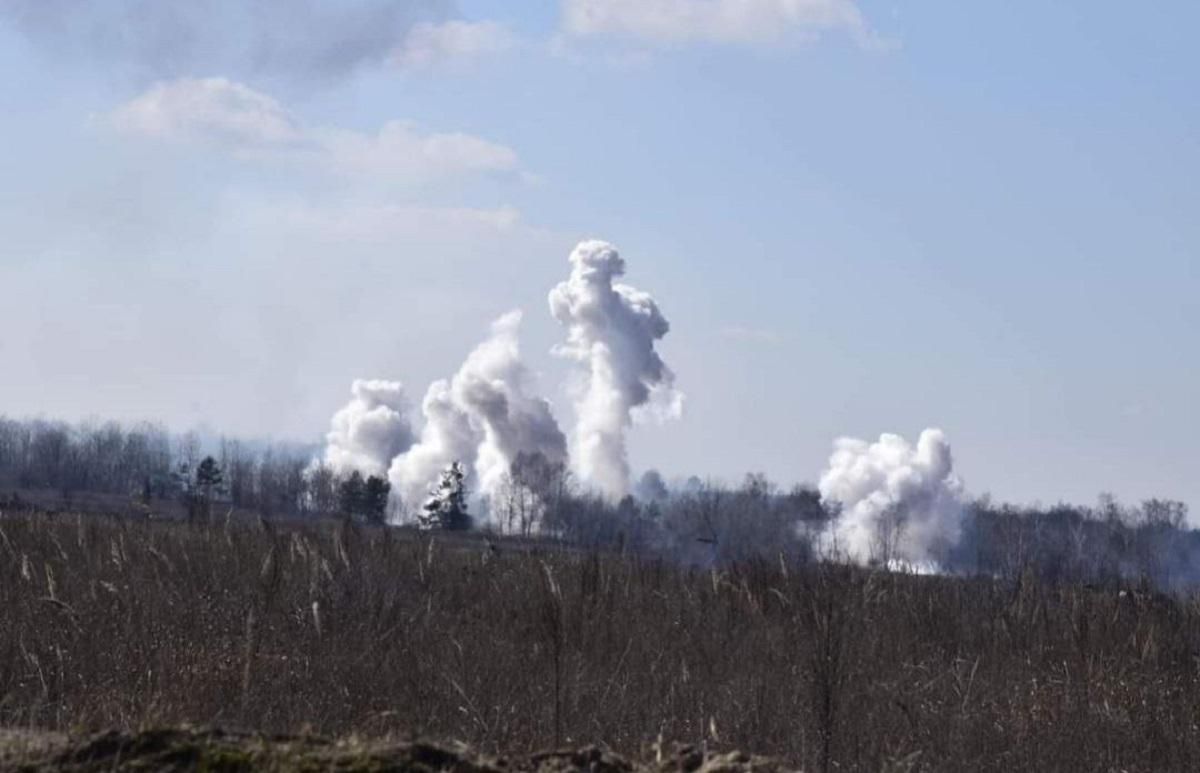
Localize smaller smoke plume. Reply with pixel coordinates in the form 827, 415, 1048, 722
321, 379, 415, 477
388, 379, 478, 509
388, 311, 567, 510
549, 240, 681, 499
454, 311, 568, 497
634, 469, 669, 503
817, 428, 965, 568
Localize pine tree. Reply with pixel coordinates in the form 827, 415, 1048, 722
338, 471, 367, 517
194, 456, 223, 521
418, 462, 472, 531
363, 475, 391, 525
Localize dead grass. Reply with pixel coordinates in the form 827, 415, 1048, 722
2, 512, 1199, 771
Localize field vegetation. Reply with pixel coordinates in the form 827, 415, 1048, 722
3, 511, 1200, 772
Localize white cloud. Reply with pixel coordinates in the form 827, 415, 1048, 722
2, 0, 453, 84
561, 0, 871, 46
314, 120, 518, 181
394, 20, 516, 71
106, 77, 302, 147
238, 200, 528, 243
103, 77, 521, 184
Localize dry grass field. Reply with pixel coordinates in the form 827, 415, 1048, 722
3, 512, 1200, 771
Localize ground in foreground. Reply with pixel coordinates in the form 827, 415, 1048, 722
1, 727, 791, 773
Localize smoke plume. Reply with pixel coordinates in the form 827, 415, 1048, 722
387, 310, 567, 509
817, 428, 965, 568
318, 240, 677, 514
321, 379, 414, 477
549, 240, 681, 499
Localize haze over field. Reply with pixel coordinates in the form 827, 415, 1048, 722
0, 1, 1196, 518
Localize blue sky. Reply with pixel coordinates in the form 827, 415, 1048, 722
0, 1, 1196, 512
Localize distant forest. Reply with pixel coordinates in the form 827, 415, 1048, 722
0, 414, 1194, 591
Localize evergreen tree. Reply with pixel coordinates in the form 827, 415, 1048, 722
338, 470, 367, 517
194, 456, 223, 521
418, 462, 472, 531
363, 475, 391, 525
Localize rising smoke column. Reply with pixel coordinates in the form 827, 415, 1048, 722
387, 379, 479, 509
388, 310, 567, 509
321, 379, 415, 477
549, 240, 681, 499
817, 428, 965, 568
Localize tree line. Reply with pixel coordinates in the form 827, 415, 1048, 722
0, 414, 1194, 590
0, 416, 326, 519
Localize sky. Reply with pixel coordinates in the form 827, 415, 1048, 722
0, 1, 1196, 514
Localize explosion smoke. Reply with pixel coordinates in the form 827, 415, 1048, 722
388, 310, 567, 509
320, 240, 677, 513
549, 240, 681, 499
817, 428, 965, 568
321, 379, 414, 477
387, 379, 477, 509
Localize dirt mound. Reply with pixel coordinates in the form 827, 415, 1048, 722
3, 727, 795, 773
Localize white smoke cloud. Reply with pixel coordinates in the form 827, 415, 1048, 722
321, 379, 415, 478
318, 240, 678, 514
387, 310, 567, 510
549, 240, 682, 499
388, 378, 479, 508
818, 428, 965, 568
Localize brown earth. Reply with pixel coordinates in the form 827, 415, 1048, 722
0, 727, 796, 773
